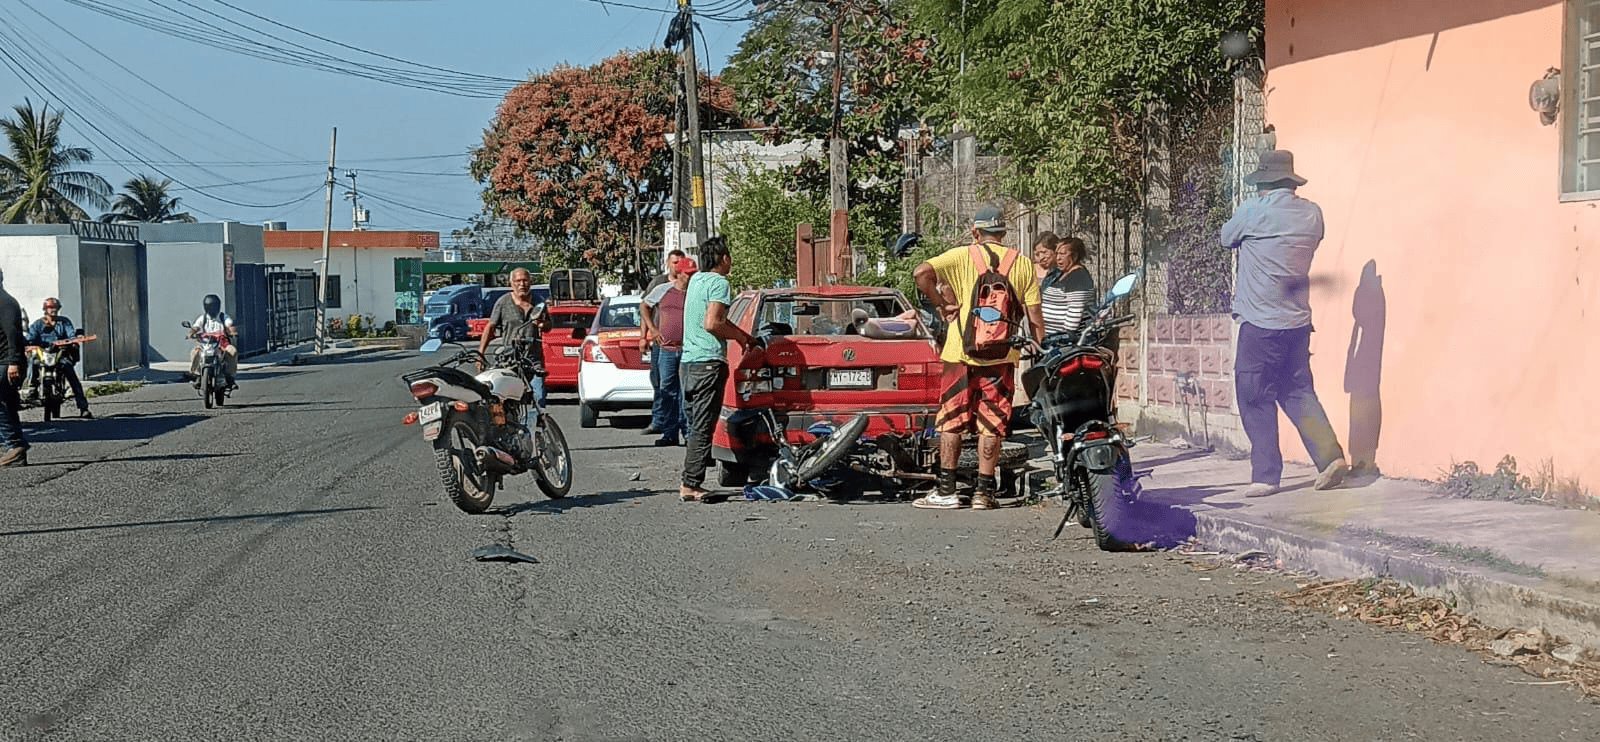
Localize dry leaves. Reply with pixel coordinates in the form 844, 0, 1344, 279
1284, 579, 1600, 699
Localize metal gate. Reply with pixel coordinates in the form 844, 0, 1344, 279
234, 263, 269, 356
72, 221, 146, 376
266, 269, 318, 349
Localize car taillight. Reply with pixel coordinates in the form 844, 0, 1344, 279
409, 381, 438, 399
1057, 355, 1106, 377
584, 340, 610, 364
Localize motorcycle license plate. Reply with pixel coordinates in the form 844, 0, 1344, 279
827, 369, 872, 389
562, 346, 580, 357
418, 402, 443, 424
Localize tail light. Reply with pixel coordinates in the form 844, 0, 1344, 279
409, 381, 438, 399
583, 340, 610, 364
401, 412, 419, 426
1057, 355, 1106, 377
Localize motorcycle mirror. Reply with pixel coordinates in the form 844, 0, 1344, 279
419, 339, 443, 353
74, 329, 85, 337
1108, 272, 1139, 300
181, 321, 192, 329
891, 232, 921, 258
973, 306, 1004, 323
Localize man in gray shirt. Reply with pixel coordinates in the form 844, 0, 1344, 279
1221, 150, 1348, 496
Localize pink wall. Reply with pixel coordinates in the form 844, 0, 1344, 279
1264, 0, 1600, 485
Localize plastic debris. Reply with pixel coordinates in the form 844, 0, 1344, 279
470, 544, 539, 564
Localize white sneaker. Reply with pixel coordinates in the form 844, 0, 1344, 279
912, 492, 966, 510
1314, 458, 1350, 491
1241, 483, 1278, 498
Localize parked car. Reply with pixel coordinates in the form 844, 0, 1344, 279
423, 284, 486, 341
576, 295, 650, 428
710, 285, 943, 487
465, 287, 512, 339
542, 302, 600, 391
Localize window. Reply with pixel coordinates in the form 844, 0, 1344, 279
1564, 0, 1600, 196
324, 274, 342, 309
755, 296, 918, 337
598, 301, 641, 330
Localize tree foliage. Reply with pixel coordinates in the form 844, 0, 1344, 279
100, 175, 195, 223
0, 99, 111, 224
473, 50, 737, 286
719, 166, 826, 291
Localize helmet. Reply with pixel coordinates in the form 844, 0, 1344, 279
202, 294, 221, 316
42, 297, 60, 310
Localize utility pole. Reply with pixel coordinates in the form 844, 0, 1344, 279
316, 127, 336, 355
828, 0, 847, 216
680, 0, 709, 247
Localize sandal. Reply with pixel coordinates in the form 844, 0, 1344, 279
679, 488, 708, 502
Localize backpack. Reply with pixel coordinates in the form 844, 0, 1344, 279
962, 243, 1023, 361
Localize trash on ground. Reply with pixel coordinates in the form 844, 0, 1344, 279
470, 543, 539, 564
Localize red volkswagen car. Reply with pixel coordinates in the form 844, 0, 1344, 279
710, 285, 942, 487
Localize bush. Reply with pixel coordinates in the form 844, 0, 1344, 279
720, 166, 827, 291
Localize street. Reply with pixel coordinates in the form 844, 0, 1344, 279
1, 352, 1594, 741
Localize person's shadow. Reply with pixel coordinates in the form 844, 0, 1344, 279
1344, 260, 1385, 481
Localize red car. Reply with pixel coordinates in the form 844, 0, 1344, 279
711, 285, 942, 487
542, 302, 599, 391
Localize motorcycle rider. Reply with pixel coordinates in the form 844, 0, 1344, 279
188, 294, 238, 390
24, 297, 91, 418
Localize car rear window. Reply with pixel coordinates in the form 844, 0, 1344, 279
597, 301, 641, 330
756, 296, 921, 337
547, 310, 593, 329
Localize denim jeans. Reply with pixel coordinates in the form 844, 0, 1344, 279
651, 346, 686, 441
1235, 322, 1345, 486
0, 376, 25, 450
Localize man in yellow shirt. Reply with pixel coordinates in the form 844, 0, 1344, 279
911, 206, 1045, 510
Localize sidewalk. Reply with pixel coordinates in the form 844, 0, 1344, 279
1125, 444, 1600, 651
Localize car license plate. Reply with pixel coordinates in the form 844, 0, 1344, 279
418, 402, 442, 424
562, 346, 580, 357
828, 369, 872, 389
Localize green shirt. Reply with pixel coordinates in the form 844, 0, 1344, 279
681, 271, 732, 363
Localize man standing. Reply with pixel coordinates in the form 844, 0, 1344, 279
1221, 150, 1349, 496
912, 206, 1044, 510
678, 238, 759, 502
640, 256, 694, 447
643, 249, 687, 435
0, 269, 29, 467
478, 267, 549, 407
25, 297, 91, 418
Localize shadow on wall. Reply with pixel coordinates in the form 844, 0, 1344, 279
1270, 0, 1553, 66
1344, 260, 1385, 476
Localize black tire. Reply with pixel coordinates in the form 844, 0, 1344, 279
42, 398, 56, 422
201, 368, 214, 409
213, 385, 226, 408
1085, 448, 1136, 551
956, 441, 1030, 472
533, 415, 573, 498
434, 418, 495, 514
579, 402, 598, 428
717, 461, 750, 488
793, 413, 869, 484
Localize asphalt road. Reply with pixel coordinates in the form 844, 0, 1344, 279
1, 352, 1594, 741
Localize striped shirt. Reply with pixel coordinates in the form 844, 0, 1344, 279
1041, 266, 1096, 336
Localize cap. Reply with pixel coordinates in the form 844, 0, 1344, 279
674, 256, 699, 274
973, 205, 1006, 233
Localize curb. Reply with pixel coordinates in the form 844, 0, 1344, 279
1191, 508, 1600, 652
287, 345, 405, 366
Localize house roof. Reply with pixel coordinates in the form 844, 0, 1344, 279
264, 230, 439, 249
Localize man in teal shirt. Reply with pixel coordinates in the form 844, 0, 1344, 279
679, 237, 760, 501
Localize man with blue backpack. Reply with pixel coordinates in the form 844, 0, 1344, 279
911, 206, 1045, 510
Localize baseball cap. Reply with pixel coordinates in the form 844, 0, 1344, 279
973, 205, 1006, 233
674, 256, 699, 274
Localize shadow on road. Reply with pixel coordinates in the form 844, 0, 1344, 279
30, 452, 245, 467
1132, 448, 1215, 470
490, 489, 657, 517
0, 505, 383, 538
25, 413, 206, 443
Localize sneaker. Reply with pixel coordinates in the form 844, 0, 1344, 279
971, 492, 999, 510
912, 492, 965, 510
79, 408, 93, 420
0, 447, 27, 468
643, 425, 662, 435
1314, 458, 1350, 491
652, 437, 679, 447
1241, 483, 1278, 498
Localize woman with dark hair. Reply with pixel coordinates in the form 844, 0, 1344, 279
1030, 231, 1060, 283
1041, 235, 1095, 337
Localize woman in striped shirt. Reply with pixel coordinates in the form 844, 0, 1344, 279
1041, 235, 1096, 337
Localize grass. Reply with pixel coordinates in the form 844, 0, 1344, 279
85, 381, 142, 398
1336, 524, 1547, 579
1436, 455, 1597, 512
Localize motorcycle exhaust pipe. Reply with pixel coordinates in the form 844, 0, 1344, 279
473, 445, 519, 474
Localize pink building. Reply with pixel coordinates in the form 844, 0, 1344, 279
1260, 0, 1600, 485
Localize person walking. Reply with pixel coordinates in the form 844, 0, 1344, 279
678, 238, 760, 502
640, 256, 695, 447
911, 206, 1044, 510
0, 269, 29, 467
1221, 149, 1349, 497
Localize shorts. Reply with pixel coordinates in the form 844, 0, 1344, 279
935, 362, 1015, 437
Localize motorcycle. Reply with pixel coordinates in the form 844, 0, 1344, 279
182, 322, 232, 409
27, 331, 95, 422
402, 328, 573, 514
986, 271, 1145, 551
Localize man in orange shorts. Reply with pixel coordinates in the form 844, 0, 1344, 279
911, 206, 1044, 510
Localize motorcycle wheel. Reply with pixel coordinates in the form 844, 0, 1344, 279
1084, 448, 1137, 552
434, 418, 495, 514
201, 369, 214, 409
42, 397, 56, 422
213, 383, 227, 408
793, 413, 869, 485
533, 415, 573, 499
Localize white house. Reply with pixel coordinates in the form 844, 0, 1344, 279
262, 229, 437, 326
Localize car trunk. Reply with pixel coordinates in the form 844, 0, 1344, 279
543, 305, 596, 384
597, 329, 648, 370
735, 335, 941, 409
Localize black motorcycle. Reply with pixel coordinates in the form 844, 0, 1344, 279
985, 271, 1143, 550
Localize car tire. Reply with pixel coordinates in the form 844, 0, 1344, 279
579, 402, 598, 428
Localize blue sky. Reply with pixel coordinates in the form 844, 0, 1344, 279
0, 0, 749, 233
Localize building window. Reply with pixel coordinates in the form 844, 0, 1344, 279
325, 274, 342, 309
1565, 0, 1600, 197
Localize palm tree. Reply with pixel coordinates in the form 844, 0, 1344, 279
0, 99, 112, 224
100, 174, 196, 223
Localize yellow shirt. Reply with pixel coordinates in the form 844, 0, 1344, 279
927, 241, 1042, 366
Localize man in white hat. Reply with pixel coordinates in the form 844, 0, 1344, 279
1221, 149, 1349, 497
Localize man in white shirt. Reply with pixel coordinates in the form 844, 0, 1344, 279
188, 294, 239, 389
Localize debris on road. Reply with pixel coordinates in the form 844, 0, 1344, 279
470, 543, 539, 565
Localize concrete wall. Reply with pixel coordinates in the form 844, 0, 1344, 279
144, 243, 226, 363
264, 245, 425, 325
1263, 0, 1600, 484
0, 235, 82, 330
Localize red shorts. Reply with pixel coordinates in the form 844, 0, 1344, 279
935, 362, 1015, 437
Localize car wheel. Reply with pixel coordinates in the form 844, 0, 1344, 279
579, 402, 598, 429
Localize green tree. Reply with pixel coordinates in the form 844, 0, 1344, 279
719, 166, 827, 291
0, 99, 112, 224
100, 175, 195, 223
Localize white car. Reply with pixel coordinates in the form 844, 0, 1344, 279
577, 295, 654, 428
